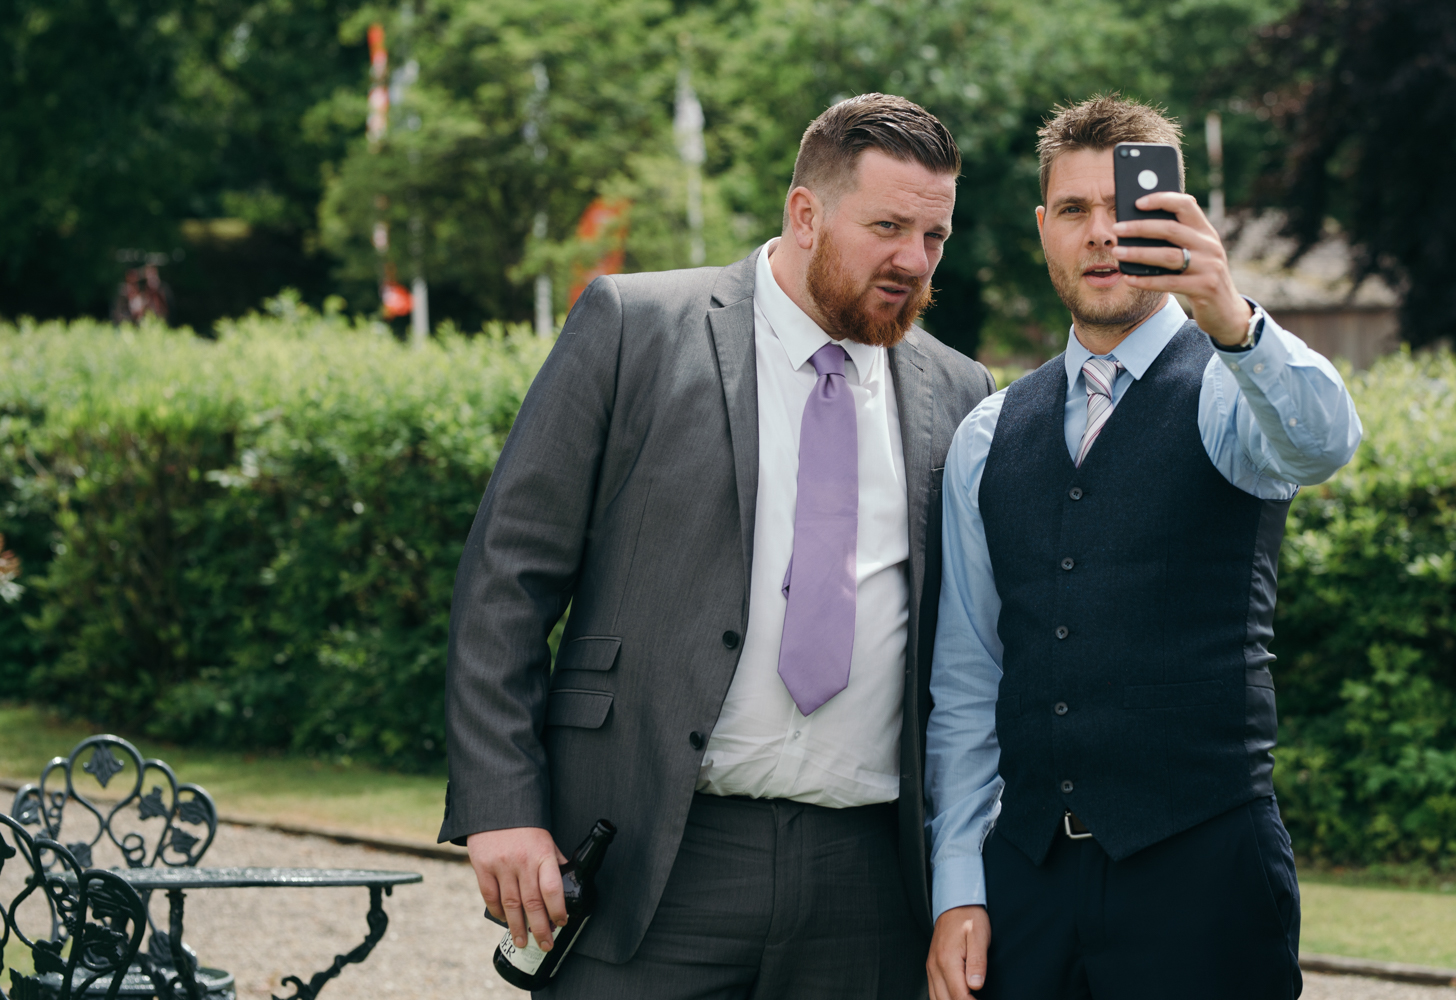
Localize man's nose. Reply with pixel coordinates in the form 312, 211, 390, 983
1087, 207, 1117, 247
892, 238, 932, 276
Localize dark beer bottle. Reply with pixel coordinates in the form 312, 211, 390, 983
491, 819, 616, 989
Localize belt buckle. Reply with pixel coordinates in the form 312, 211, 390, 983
1063, 810, 1093, 840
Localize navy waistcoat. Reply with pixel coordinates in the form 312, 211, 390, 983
979, 322, 1288, 865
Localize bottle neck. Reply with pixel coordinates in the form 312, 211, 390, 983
569, 820, 616, 881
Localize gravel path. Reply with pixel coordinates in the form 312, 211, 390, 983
1304, 973, 1456, 1000
4, 820, 1453, 999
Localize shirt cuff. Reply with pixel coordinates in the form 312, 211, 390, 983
1212, 300, 1290, 390
932, 852, 988, 922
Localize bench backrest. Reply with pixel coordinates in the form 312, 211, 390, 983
10, 735, 217, 873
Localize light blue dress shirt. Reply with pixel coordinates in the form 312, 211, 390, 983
924, 295, 1363, 922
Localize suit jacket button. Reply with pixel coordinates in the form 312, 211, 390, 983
1054, 702, 1069, 716
1069, 487, 1083, 500
689, 731, 706, 750
1061, 780, 1075, 793
722, 631, 741, 650
1061, 557, 1075, 571
1055, 625, 1069, 640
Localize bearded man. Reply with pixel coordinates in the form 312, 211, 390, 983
441, 93, 994, 999
924, 95, 1362, 1000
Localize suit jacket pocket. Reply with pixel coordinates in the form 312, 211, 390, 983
546, 688, 614, 729
1123, 679, 1222, 710
554, 635, 622, 672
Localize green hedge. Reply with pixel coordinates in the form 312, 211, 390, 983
1272, 348, 1456, 869
0, 300, 550, 770
2, 310, 1454, 864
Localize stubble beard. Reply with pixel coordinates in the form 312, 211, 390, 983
806, 229, 934, 348
1047, 252, 1164, 333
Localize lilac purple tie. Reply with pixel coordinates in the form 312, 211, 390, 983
778, 342, 858, 716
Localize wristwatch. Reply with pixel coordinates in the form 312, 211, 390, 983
1225, 306, 1262, 352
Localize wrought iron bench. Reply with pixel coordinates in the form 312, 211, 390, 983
1, 811, 149, 999
8, 736, 233, 999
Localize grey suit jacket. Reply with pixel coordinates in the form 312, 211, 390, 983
440, 247, 994, 963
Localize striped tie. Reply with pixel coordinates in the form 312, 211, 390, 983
1075, 356, 1124, 468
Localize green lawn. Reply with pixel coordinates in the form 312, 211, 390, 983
4, 703, 1456, 969
0, 703, 448, 844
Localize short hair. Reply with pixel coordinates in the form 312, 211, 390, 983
785, 93, 961, 226
1036, 94, 1184, 202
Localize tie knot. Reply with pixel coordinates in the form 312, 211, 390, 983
810, 342, 849, 379
1081, 357, 1123, 399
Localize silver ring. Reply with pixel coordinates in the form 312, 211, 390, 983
1178, 247, 1191, 273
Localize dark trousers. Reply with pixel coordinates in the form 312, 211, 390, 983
539, 791, 927, 1000
976, 796, 1301, 1000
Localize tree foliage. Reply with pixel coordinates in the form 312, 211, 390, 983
1253, 0, 1456, 348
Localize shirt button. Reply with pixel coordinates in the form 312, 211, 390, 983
1068, 487, 1083, 501
793, 730, 802, 740
689, 731, 706, 750
1061, 557, 1075, 571
1054, 702, 1069, 716
1288, 417, 1298, 427
1253, 363, 1265, 374
1061, 780, 1075, 794
721, 631, 740, 650
1229, 362, 1240, 372
1055, 626, 1069, 640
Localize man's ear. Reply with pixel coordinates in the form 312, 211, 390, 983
785, 186, 821, 250
1035, 205, 1046, 237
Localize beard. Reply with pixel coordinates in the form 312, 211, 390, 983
805, 229, 934, 348
1047, 251, 1163, 330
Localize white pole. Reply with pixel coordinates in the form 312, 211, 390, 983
528, 64, 553, 337
1205, 112, 1225, 232
674, 67, 706, 266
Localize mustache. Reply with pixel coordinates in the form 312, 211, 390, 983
1080, 255, 1121, 273
872, 269, 924, 288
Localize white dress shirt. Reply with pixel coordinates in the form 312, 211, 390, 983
695, 240, 911, 808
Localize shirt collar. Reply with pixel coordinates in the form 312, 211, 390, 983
1063, 294, 1188, 383
755, 238, 880, 379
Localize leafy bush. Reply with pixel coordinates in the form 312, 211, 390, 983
0, 300, 550, 770
1272, 348, 1456, 868
3, 310, 1454, 863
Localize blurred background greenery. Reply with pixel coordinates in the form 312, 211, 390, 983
1, 0, 1450, 357
1, 0, 1454, 875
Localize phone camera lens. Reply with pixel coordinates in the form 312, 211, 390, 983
1118, 148, 1129, 157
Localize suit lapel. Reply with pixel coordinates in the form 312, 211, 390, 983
707, 251, 761, 600
889, 330, 933, 611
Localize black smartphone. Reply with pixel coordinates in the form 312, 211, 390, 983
1113, 142, 1182, 276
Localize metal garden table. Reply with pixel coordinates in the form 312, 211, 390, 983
71, 866, 422, 1000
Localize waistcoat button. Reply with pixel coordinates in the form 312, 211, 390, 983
1060, 780, 1074, 793
1055, 625, 1069, 640
1054, 701, 1068, 715
1069, 487, 1083, 500
722, 631, 740, 650
1061, 557, 1075, 571
689, 731, 706, 750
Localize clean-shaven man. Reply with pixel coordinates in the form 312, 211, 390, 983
925, 95, 1362, 1000
441, 93, 995, 998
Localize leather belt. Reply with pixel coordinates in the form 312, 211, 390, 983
1062, 810, 1093, 840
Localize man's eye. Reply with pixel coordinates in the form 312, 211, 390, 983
877, 221, 897, 230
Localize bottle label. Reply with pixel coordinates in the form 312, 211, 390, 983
498, 926, 558, 975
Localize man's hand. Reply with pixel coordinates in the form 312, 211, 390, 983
1111, 192, 1254, 347
927, 904, 992, 1000
467, 827, 569, 951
